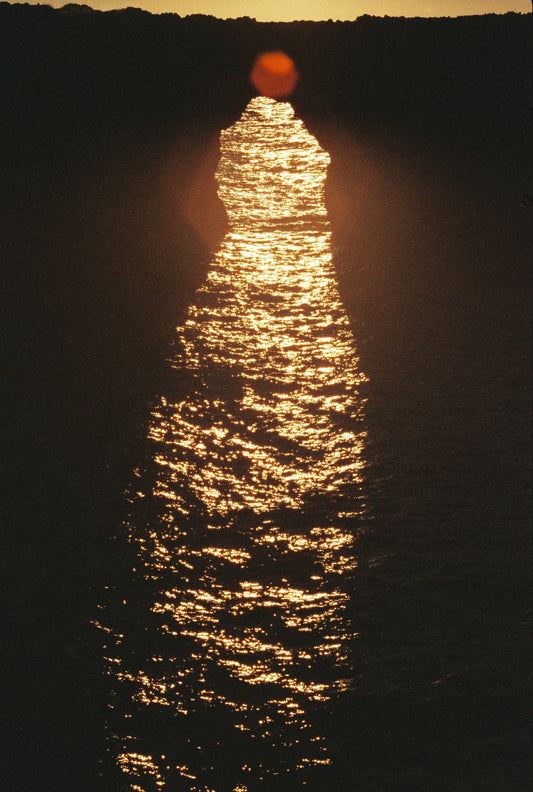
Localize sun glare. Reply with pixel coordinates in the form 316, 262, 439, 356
108, 96, 367, 790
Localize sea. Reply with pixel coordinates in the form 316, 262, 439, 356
99, 96, 531, 791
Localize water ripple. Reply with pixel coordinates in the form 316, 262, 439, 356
105, 97, 368, 791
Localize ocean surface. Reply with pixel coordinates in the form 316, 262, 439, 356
100, 97, 531, 791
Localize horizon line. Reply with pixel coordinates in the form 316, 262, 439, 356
4, 2, 529, 22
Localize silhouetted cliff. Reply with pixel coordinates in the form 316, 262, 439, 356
1, 5, 530, 790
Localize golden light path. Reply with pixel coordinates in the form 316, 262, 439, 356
105, 97, 368, 791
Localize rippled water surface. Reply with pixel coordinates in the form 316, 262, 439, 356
105, 97, 369, 791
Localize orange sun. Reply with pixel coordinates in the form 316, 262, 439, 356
250, 51, 299, 99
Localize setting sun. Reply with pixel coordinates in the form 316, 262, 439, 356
250, 51, 299, 99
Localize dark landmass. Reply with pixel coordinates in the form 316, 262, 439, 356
1, 4, 531, 790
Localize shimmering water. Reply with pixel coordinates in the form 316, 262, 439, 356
104, 97, 369, 790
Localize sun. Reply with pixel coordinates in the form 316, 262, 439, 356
250, 51, 299, 99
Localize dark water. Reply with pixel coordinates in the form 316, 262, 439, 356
100, 98, 531, 791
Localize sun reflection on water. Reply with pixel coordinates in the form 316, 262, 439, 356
106, 97, 368, 791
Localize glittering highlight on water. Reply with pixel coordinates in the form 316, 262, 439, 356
105, 97, 368, 791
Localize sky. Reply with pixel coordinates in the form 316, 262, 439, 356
28, 0, 531, 21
